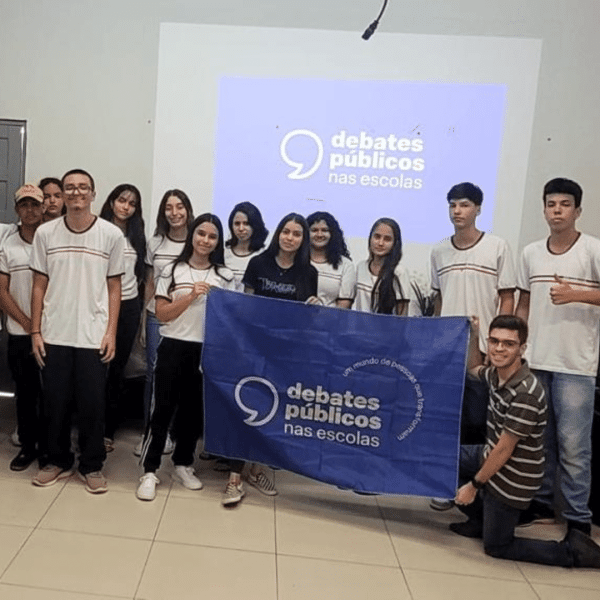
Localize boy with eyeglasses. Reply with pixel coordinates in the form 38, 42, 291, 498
450, 315, 600, 569
30, 169, 124, 493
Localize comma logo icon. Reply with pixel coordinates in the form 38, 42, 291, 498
280, 129, 324, 180
234, 376, 279, 427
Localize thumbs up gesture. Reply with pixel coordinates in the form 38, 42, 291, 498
549, 274, 573, 305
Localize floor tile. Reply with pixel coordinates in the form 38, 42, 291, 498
532, 583, 600, 599
137, 541, 277, 600
380, 497, 526, 580
277, 554, 410, 600
404, 569, 540, 600
0, 525, 32, 575
39, 485, 166, 539
519, 560, 600, 590
2, 529, 150, 597
156, 493, 275, 552
0, 583, 122, 599
275, 495, 397, 566
0, 478, 63, 527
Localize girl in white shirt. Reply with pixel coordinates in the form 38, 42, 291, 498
99, 184, 146, 450
307, 211, 356, 308
354, 217, 410, 315
136, 214, 234, 501
224, 202, 269, 292
137, 190, 194, 454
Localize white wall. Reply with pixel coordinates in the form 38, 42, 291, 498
1, 0, 599, 251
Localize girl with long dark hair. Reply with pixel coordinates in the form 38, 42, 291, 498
99, 184, 146, 449
243, 213, 318, 302
135, 190, 194, 456
354, 217, 410, 315
307, 211, 356, 308
224, 201, 269, 291
136, 214, 234, 501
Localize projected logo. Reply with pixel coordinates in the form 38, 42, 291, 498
213, 77, 506, 240
280, 130, 324, 179
280, 127, 424, 189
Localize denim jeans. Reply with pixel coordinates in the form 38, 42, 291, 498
143, 310, 162, 427
533, 370, 594, 525
458, 445, 572, 567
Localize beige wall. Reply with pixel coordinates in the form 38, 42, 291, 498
1, 0, 598, 250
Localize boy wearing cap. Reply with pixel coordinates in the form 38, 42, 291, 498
30, 169, 124, 493
0, 185, 45, 470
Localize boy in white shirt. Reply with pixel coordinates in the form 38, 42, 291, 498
516, 177, 600, 535
430, 182, 516, 510
30, 169, 124, 493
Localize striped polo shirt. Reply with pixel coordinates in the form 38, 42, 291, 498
478, 361, 547, 510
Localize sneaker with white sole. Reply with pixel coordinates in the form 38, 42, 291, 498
78, 471, 108, 494
136, 473, 160, 501
247, 470, 278, 496
430, 497, 455, 511
222, 481, 245, 506
32, 464, 73, 487
173, 465, 203, 490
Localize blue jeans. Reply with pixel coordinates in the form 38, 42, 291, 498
533, 370, 594, 525
458, 445, 572, 567
143, 311, 162, 427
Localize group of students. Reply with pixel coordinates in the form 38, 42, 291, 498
0, 170, 415, 507
2, 170, 600, 568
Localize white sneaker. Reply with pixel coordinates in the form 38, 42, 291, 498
11, 427, 21, 447
163, 433, 174, 454
136, 473, 159, 501
133, 435, 144, 457
173, 465, 203, 490
222, 481, 245, 506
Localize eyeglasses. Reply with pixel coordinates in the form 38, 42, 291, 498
64, 184, 92, 194
487, 337, 519, 349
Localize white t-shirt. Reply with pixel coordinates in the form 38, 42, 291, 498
155, 262, 235, 343
145, 234, 185, 313
353, 260, 411, 314
430, 233, 516, 352
0, 222, 18, 332
121, 236, 139, 301
0, 228, 34, 336
311, 256, 356, 307
30, 216, 125, 348
224, 246, 261, 292
518, 233, 600, 376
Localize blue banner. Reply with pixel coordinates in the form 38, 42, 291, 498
202, 289, 467, 497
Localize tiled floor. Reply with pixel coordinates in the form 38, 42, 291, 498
0, 417, 599, 599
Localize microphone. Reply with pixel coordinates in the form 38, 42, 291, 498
361, 0, 389, 41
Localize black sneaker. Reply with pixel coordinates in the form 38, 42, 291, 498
449, 519, 483, 539
567, 528, 600, 569
518, 500, 555, 526
10, 449, 38, 472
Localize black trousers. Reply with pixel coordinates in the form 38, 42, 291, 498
143, 337, 204, 473
41, 344, 108, 474
105, 296, 142, 439
8, 334, 43, 453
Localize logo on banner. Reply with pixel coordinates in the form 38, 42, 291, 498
233, 356, 424, 449
234, 376, 279, 426
280, 128, 425, 190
